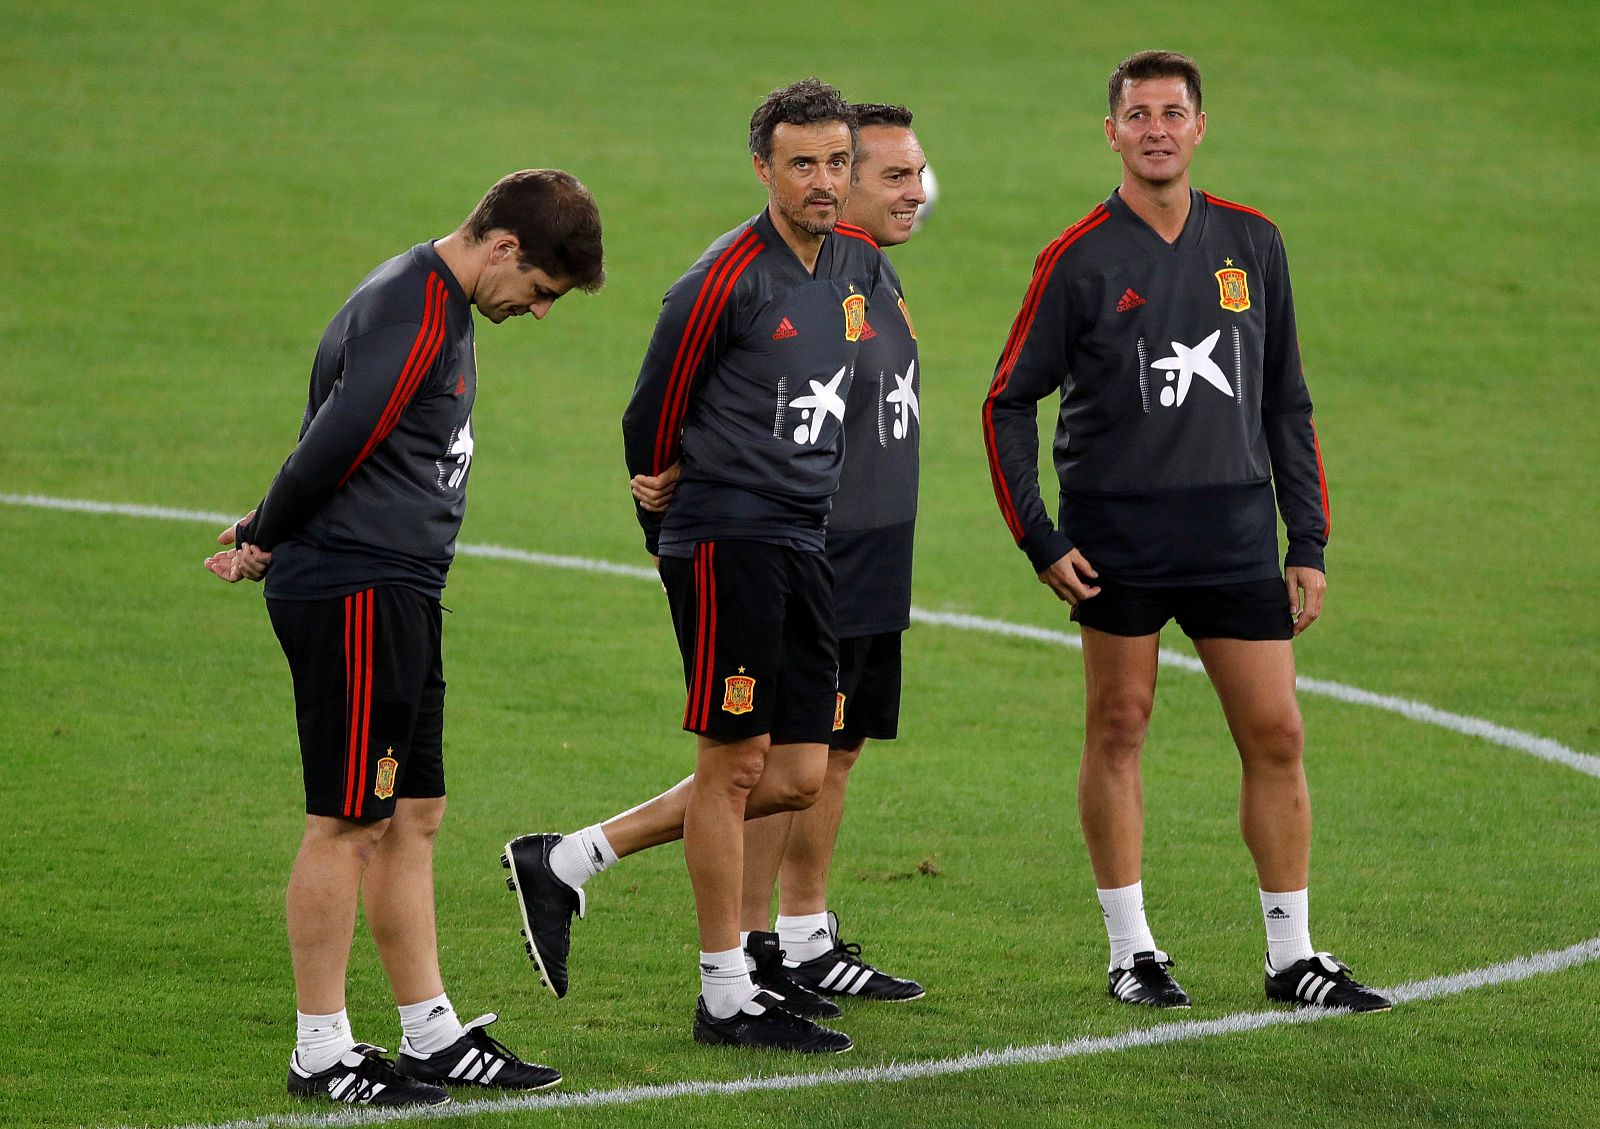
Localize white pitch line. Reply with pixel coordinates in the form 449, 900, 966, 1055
4, 491, 1597, 780
141, 933, 1600, 1129
10, 491, 1597, 1127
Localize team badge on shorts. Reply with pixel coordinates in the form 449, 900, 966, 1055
1215, 265, 1251, 312
833, 692, 847, 731
842, 292, 867, 342
374, 751, 399, 800
722, 674, 756, 715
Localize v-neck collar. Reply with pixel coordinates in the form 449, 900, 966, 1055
753, 207, 829, 279
1107, 187, 1206, 253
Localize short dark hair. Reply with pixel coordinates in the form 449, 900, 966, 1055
461, 169, 605, 293
1108, 50, 1202, 115
749, 78, 854, 164
851, 102, 913, 130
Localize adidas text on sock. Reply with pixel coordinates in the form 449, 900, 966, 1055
699, 947, 756, 1019
550, 824, 619, 890
776, 911, 833, 962
398, 992, 464, 1055
1261, 888, 1315, 969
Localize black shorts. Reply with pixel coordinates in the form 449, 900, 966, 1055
267, 586, 446, 821
1070, 577, 1293, 641
832, 631, 902, 748
659, 540, 838, 745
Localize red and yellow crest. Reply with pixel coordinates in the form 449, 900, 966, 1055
1215, 267, 1251, 312
374, 752, 399, 800
722, 674, 756, 715
897, 295, 917, 340
833, 692, 847, 731
842, 293, 867, 342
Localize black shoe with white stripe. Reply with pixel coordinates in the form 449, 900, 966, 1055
1265, 952, 1392, 1012
745, 931, 841, 1018
692, 990, 853, 1054
396, 1013, 561, 1091
1108, 950, 1191, 1008
783, 912, 925, 1002
503, 834, 584, 999
287, 1043, 450, 1107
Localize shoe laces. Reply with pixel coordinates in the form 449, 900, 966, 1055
459, 1014, 523, 1064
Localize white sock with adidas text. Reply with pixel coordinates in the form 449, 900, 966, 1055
1261, 888, 1315, 970
1097, 881, 1159, 970
549, 824, 619, 891
398, 992, 464, 1055
700, 947, 756, 1019
776, 911, 833, 962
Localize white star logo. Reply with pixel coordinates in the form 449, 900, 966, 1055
886, 360, 920, 440
1151, 330, 1232, 407
789, 365, 848, 445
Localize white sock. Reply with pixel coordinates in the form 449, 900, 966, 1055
699, 947, 756, 1019
1261, 888, 1315, 970
1097, 881, 1159, 970
776, 911, 833, 963
398, 992, 464, 1055
293, 1009, 356, 1075
739, 930, 757, 973
549, 824, 619, 890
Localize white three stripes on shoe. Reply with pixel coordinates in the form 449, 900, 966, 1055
1294, 972, 1337, 1005
818, 961, 875, 994
448, 1049, 509, 1081
1111, 970, 1142, 1002
327, 1073, 385, 1103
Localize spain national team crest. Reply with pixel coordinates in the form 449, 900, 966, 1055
722, 674, 756, 716
842, 292, 867, 342
374, 751, 398, 800
833, 692, 846, 731
897, 295, 917, 340
1215, 265, 1251, 312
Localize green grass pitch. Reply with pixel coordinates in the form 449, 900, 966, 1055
2, 2, 1597, 1126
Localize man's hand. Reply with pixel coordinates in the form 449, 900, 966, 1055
1285, 565, 1326, 636
1037, 548, 1100, 606
631, 462, 681, 513
204, 511, 272, 583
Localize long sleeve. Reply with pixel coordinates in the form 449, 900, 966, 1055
1258, 231, 1330, 573
242, 319, 438, 551
621, 230, 754, 553
982, 237, 1077, 573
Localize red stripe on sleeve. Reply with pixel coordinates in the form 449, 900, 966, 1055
338, 273, 449, 488
832, 223, 879, 248
1202, 192, 1276, 226
653, 231, 763, 473
1311, 418, 1331, 538
981, 208, 1109, 541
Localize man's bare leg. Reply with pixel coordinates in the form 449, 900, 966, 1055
288, 814, 390, 1015
1078, 628, 1160, 890
774, 742, 860, 919
741, 812, 795, 934
362, 797, 448, 1006
1193, 637, 1310, 892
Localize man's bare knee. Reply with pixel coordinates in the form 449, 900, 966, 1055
301, 815, 391, 865
1086, 694, 1153, 764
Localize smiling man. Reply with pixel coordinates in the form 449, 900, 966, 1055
982, 51, 1390, 1014
504, 79, 885, 1054
204, 170, 604, 1106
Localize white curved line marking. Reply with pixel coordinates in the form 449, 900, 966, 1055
145, 937, 1600, 1129
9, 492, 1591, 778
7, 493, 1596, 1128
